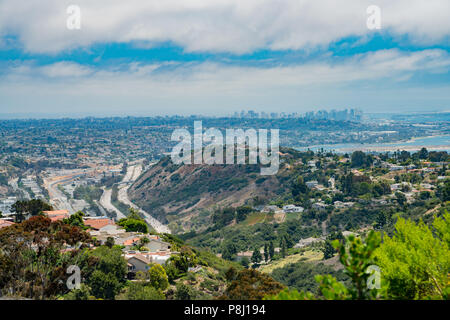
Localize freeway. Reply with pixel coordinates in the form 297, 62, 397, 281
98, 187, 126, 221
118, 164, 171, 234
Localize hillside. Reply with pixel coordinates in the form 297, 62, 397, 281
128, 150, 301, 232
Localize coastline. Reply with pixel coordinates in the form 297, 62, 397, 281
295, 134, 450, 153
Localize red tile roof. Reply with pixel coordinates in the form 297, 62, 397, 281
123, 237, 142, 246
84, 218, 114, 230
43, 210, 69, 222
49, 215, 67, 222
43, 210, 69, 216
0, 220, 15, 229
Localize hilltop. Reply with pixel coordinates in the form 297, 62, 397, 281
128, 149, 303, 232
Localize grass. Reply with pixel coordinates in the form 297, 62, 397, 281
243, 212, 274, 226
258, 250, 323, 274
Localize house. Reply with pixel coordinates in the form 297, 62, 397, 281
312, 202, 328, 210
261, 205, 281, 213
307, 160, 316, 168
143, 238, 171, 252
88, 224, 125, 236
282, 205, 304, 213
294, 237, 324, 248
389, 165, 405, 171
390, 182, 411, 191
43, 210, 69, 222
83, 217, 115, 230
342, 231, 358, 237
125, 250, 173, 278
371, 199, 388, 206
145, 251, 172, 265
126, 254, 151, 276
236, 251, 253, 258
420, 183, 433, 189
122, 236, 144, 247
333, 201, 355, 209
0, 219, 15, 229
306, 180, 318, 189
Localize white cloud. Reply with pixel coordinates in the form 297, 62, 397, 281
1, 49, 449, 115
0, 0, 448, 54
39, 61, 92, 77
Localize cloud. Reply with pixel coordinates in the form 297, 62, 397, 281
1, 49, 449, 115
39, 61, 92, 77
0, 0, 449, 54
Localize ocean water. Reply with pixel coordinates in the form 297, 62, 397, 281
295, 135, 450, 153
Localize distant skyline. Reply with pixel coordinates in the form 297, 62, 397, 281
1, 0, 449, 117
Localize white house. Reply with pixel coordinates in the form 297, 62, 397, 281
333, 201, 355, 209
306, 180, 319, 189
282, 205, 304, 213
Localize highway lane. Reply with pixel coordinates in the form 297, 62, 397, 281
98, 187, 126, 220
118, 164, 171, 234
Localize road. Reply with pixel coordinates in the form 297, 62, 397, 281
8, 178, 31, 200
118, 164, 171, 234
98, 187, 126, 220
46, 179, 75, 213
43, 170, 92, 214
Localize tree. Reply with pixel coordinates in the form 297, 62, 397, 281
251, 248, 262, 264
292, 176, 307, 197
264, 243, 269, 262
175, 283, 193, 300
374, 210, 391, 230
351, 151, 372, 168
89, 270, 123, 300
105, 237, 115, 249
63, 211, 85, 228
322, 240, 335, 260
281, 238, 287, 258
220, 269, 284, 300
236, 206, 252, 222
418, 147, 428, 159
148, 264, 169, 291
128, 208, 143, 220
437, 180, 450, 202
240, 257, 250, 268
222, 242, 237, 261
88, 246, 127, 299
395, 192, 407, 206
374, 213, 450, 299
0, 215, 91, 299
166, 246, 197, 277
11, 199, 53, 222
116, 281, 165, 300
267, 214, 450, 300
333, 231, 382, 299
63, 283, 94, 300
117, 218, 148, 233
269, 241, 275, 260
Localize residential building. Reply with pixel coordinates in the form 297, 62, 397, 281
282, 205, 304, 213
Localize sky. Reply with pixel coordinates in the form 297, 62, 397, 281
0, 0, 449, 118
